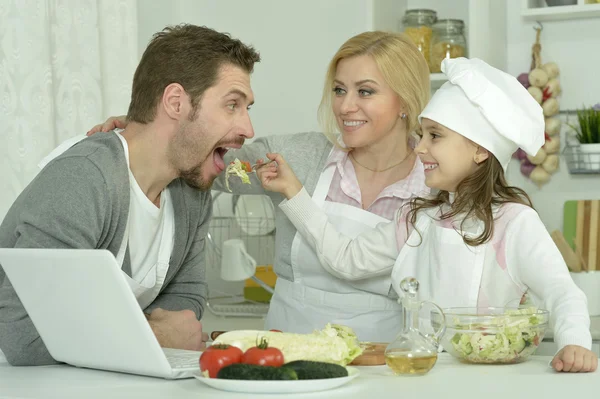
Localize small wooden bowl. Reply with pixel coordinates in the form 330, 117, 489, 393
349, 342, 388, 366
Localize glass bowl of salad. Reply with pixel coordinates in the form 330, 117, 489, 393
439, 307, 549, 364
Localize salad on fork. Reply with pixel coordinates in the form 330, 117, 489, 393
224, 158, 276, 192
225, 158, 252, 192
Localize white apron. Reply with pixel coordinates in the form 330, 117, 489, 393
391, 209, 486, 309
265, 164, 403, 342
117, 137, 174, 311
116, 200, 174, 311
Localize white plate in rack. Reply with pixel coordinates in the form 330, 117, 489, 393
234, 195, 275, 236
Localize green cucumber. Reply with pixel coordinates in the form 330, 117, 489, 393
284, 360, 348, 380
216, 363, 298, 380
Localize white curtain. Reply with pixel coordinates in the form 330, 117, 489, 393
0, 0, 138, 221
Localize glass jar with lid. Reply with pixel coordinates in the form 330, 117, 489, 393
430, 19, 467, 73
401, 9, 437, 71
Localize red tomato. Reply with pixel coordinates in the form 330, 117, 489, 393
199, 344, 243, 378
241, 161, 252, 172
242, 337, 284, 367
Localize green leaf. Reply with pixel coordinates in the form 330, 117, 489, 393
572, 106, 600, 144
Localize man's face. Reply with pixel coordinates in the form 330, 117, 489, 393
168, 64, 255, 190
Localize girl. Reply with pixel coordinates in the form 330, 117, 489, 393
256, 57, 597, 373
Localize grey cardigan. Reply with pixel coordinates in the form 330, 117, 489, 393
0, 133, 212, 366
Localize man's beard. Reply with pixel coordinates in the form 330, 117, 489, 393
180, 163, 213, 191
169, 118, 214, 191
169, 117, 245, 191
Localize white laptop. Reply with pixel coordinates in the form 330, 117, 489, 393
0, 248, 203, 379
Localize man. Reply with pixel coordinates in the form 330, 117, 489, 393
0, 24, 260, 366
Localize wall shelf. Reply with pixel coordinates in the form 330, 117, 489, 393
522, 0, 600, 22
370, 0, 507, 91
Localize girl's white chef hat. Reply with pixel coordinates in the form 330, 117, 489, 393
418, 57, 545, 171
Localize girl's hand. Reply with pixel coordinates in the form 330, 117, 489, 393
551, 345, 598, 372
87, 115, 128, 136
256, 153, 303, 199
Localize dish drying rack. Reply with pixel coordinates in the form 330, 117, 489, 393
205, 192, 276, 318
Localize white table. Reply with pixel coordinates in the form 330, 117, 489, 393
0, 354, 597, 399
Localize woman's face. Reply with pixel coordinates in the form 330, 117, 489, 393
332, 54, 405, 149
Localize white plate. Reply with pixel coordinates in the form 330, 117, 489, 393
234, 195, 276, 236
193, 366, 360, 394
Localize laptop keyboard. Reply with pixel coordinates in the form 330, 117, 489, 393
162, 348, 201, 370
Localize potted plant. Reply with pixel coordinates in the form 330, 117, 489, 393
569, 104, 600, 171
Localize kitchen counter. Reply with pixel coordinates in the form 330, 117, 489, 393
0, 354, 597, 399
200, 311, 600, 343
198, 312, 600, 359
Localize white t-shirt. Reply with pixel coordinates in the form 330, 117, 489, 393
116, 133, 174, 284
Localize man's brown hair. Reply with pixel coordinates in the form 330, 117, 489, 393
127, 24, 261, 123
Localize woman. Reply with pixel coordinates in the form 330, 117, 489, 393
87, 31, 431, 342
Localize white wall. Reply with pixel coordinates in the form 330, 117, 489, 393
505, 1, 600, 111
137, 0, 371, 137
135, 0, 600, 233
504, 0, 600, 232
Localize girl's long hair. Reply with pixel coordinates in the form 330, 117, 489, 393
406, 155, 533, 246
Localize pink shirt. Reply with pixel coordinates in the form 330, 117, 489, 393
324, 147, 428, 220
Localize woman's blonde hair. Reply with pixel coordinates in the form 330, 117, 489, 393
317, 31, 430, 149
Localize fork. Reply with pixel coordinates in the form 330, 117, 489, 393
250, 159, 275, 172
